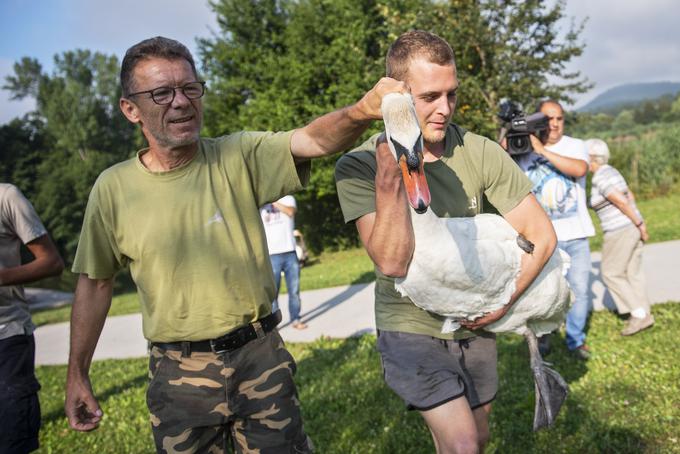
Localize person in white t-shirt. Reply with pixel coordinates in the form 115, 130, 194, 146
512, 100, 595, 360
261, 195, 307, 329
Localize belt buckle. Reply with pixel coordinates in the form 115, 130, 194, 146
209, 338, 229, 354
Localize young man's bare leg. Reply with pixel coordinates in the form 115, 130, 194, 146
420, 396, 480, 454
472, 403, 492, 450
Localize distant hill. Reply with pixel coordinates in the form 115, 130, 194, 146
578, 82, 680, 113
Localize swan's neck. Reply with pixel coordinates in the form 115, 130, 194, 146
410, 207, 440, 228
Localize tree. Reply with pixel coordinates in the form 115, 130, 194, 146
612, 109, 635, 133
201, 0, 591, 251
0, 117, 47, 197
671, 94, 680, 118
199, 0, 397, 251
4, 51, 138, 262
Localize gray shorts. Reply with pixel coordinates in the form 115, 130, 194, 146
376, 330, 498, 411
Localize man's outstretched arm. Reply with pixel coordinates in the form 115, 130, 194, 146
290, 78, 407, 161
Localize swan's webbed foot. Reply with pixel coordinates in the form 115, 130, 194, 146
525, 332, 568, 431
517, 234, 535, 254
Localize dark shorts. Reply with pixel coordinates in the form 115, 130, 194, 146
147, 329, 312, 453
0, 334, 41, 454
376, 330, 498, 411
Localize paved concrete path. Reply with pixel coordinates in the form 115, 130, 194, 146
25, 288, 73, 310
34, 240, 680, 365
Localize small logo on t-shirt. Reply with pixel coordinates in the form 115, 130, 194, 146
206, 211, 225, 226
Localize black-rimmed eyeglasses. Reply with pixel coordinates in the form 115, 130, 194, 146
127, 81, 206, 105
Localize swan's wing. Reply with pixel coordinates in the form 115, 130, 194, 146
485, 248, 571, 335
397, 213, 522, 319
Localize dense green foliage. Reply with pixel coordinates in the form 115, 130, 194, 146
569, 93, 680, 198
35, 303, 680, 453
9, 0, 679, 258
198, 0, 589, 251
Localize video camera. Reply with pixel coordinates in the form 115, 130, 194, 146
497, 100, 549, 155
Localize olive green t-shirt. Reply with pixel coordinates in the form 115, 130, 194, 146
72, 131, 310, 342
335, 124, 533, 339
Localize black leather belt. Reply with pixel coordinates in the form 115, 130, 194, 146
151, 311, 281, 355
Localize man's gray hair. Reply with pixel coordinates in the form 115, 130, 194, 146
120, 36, 198, 97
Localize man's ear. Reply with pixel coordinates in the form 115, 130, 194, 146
120, 97, 141, 124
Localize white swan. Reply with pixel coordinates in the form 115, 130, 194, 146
381, 92, 571, 430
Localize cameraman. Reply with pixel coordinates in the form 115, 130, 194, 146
508, 99, 595, 360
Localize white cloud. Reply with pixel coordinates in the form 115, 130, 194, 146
67, 0, 218, 60
561, 0, 680, 106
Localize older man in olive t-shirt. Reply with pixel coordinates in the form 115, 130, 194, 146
65, 36, 407, 453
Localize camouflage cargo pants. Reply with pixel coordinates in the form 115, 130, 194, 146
147, 329, 313, 453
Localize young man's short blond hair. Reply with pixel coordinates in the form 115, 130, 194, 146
386, 30, 456, 81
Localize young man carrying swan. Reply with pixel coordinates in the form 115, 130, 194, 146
335, 31, 557, 453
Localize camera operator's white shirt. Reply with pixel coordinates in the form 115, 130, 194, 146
515, 135, 595, 241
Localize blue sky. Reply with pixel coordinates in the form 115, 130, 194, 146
2, 0, 679, 124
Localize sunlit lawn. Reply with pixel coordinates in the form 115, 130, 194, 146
36, 303, 680, 453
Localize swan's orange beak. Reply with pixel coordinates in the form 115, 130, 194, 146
398, 150, 431, 214
389, 134, 431, 213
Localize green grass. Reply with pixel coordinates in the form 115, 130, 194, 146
35, 303, 680, 453
30, 191, 680, 326
299, 246, 375, 290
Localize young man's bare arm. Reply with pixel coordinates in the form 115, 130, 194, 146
462, 194, 556, 329
355, 140, 414, 277
65, 274, 113, 432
